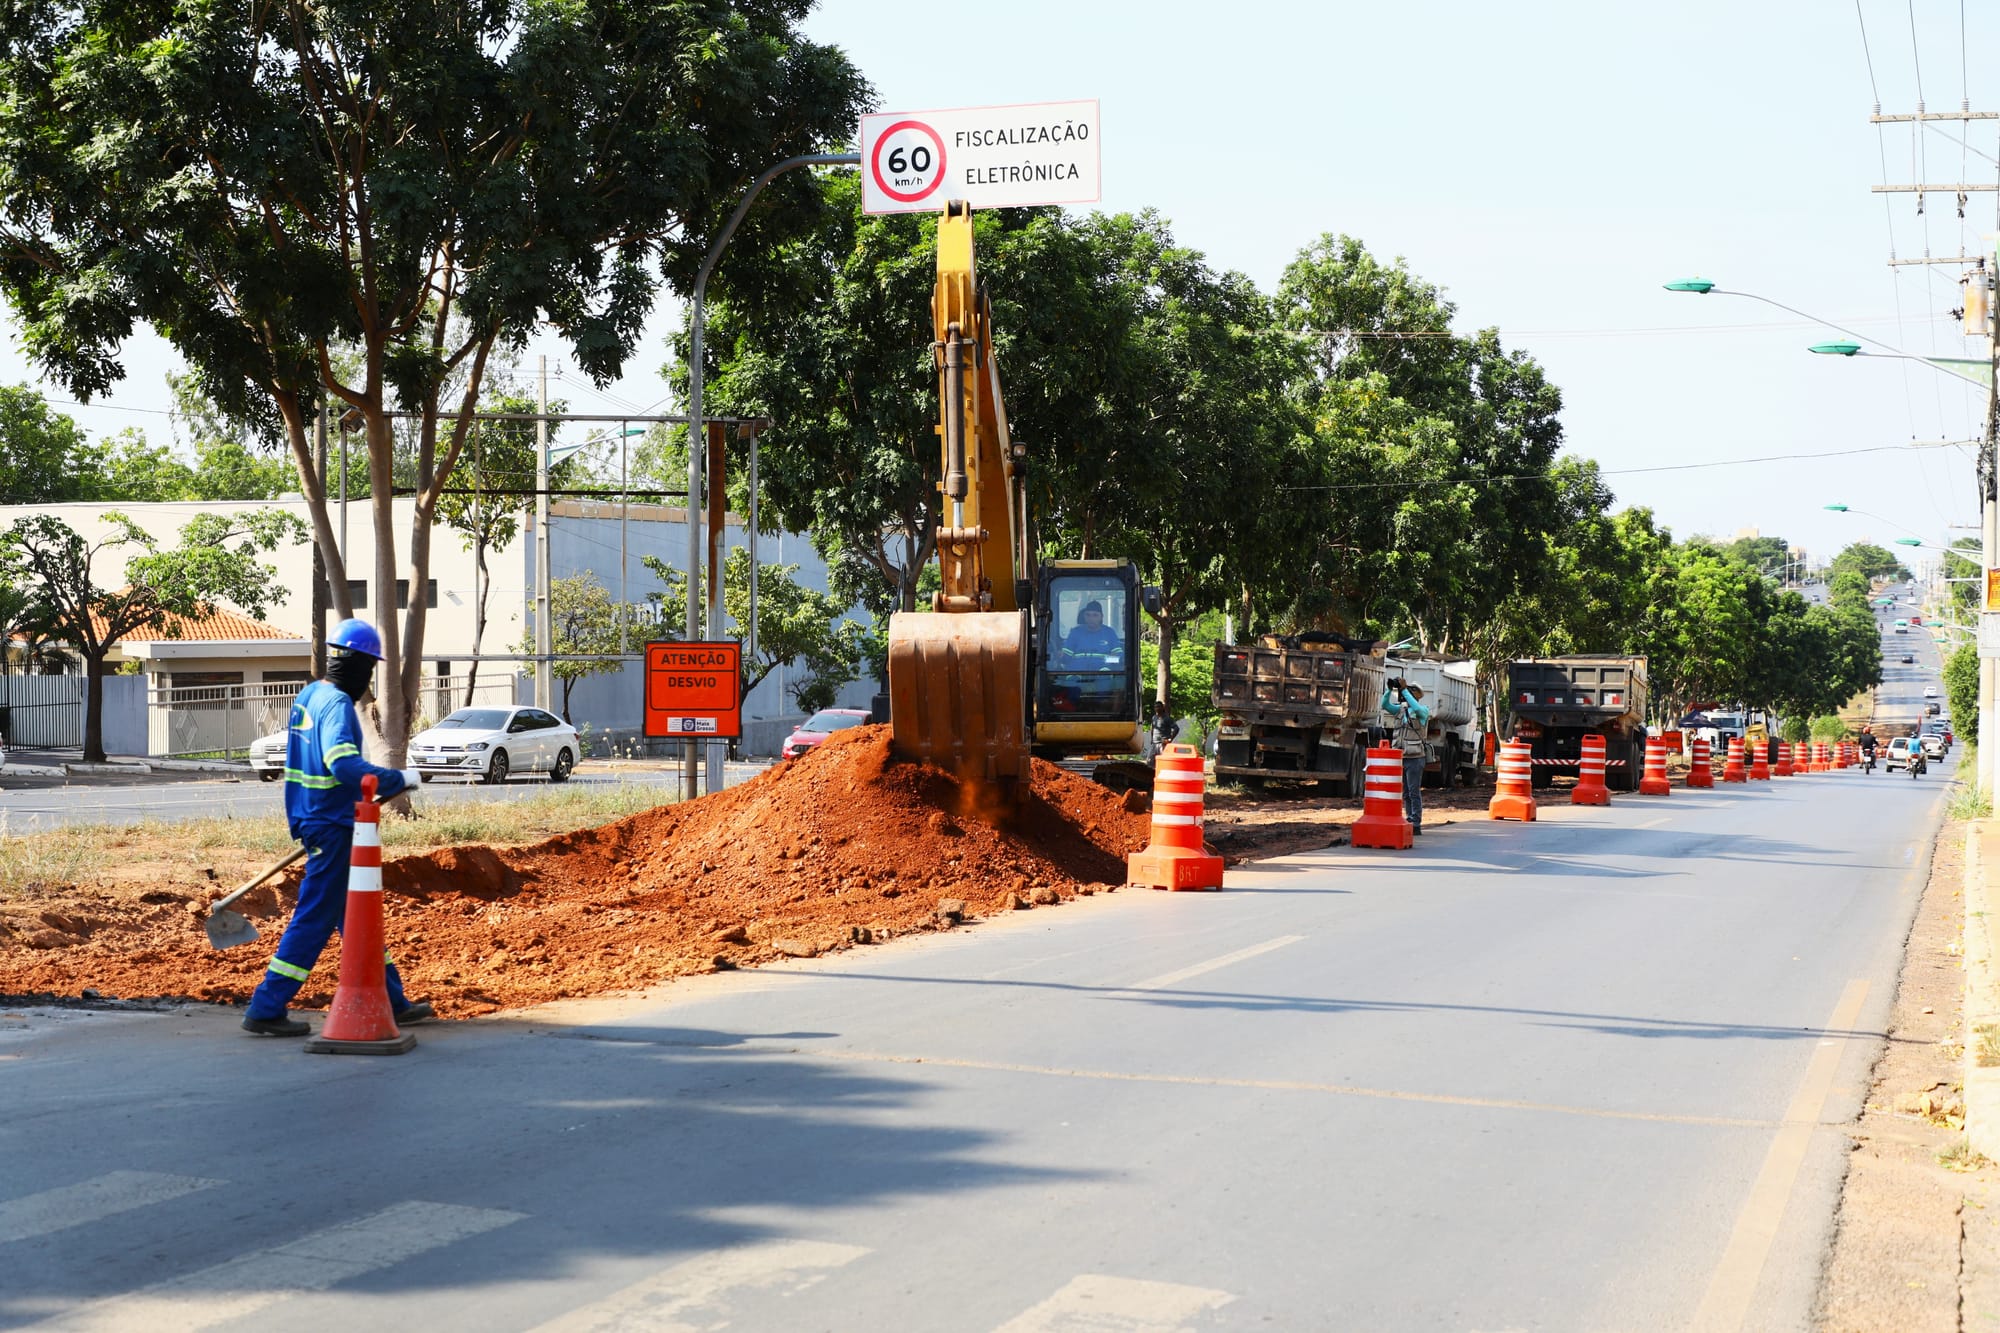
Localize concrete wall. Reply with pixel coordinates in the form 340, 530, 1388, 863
99, 675, 148, 757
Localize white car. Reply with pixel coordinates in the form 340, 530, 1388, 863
249, 731, 286, 781
1924, 686, 1939, 698
409, 705, 580, 784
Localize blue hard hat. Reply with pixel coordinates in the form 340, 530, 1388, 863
329, 618, 383, 660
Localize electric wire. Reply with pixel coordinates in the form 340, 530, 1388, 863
1272, 442, 1949, 493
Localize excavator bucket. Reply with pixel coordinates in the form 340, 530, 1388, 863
887, 610, 1031, 785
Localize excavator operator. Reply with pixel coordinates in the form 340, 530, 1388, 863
1061, 600, 1123, 663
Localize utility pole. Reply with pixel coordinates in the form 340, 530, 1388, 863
1867, 102, 2000, 798
535, 355, 552, 712
311, 411, 328, 676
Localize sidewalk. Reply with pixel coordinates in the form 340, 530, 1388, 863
1964, 821, 2000, 1160
0, 746, 249, 780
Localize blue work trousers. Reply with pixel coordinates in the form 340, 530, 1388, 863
1402, 753, 1425, 830
245, 822, 410, 1020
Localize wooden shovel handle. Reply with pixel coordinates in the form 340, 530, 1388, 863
207, 845, 309, 915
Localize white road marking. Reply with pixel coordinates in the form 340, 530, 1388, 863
993, 1274, 1234, 1332
527, 1238, 870, 1333
1126, 936, 1304, 992
1688, 978, 1870, 1332
0, 1172, 222, 1245
34, 1200, 523, 1332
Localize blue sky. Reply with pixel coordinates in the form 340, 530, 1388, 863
5, 0, 1994, 566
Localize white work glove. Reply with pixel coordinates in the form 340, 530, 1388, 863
399, 768, 422, 791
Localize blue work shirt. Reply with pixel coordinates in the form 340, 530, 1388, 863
1062, 623, 1124, 661
284, 679, 410, 832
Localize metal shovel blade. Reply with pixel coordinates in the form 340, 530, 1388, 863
204, 908, 260, 950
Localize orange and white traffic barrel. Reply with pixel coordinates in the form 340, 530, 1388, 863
1128, 744, 1225, 891
305, 775, 416, 1055
1638, 736, 1671, 796
1772, 740, 1793, 777
1351, 745, 1415, 848
1571, 733, 1611, 806
1721, 737, 1747, 783
1748, 738, 1771, 780
1488, 738, 1537, 821
1686, 737, 1714, 788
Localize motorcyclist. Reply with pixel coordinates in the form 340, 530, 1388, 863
1859, 725, 1878, 772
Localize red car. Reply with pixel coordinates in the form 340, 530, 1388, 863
781, 708, 872, 759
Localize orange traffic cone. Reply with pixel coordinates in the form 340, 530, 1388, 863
1772, 741, 1793, 777
1351, 745, 1415, 848
1809, 742, 1827, 772
1749, 739, 1771, 780
305, 775, 416, 1055
1488, 738, 1537, 821
1128, 744, 1224, 890
1721, 737, 1747, 783
1571, 733, 1611, 805
1686, 737, 1714, 788
1638, 736, 1671, 795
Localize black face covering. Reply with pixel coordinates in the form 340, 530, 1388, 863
326, 648, 377, 701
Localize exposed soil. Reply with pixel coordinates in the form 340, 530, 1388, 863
0, 727, 1161, 1017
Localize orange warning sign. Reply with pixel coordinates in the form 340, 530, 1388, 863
643, 640, 742, 739
1987, 567, 2000, 614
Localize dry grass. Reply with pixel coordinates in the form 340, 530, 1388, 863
0, 783, 672, 896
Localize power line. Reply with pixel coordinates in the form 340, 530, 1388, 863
1273, 442, 1944, 493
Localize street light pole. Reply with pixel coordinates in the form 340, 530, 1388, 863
684, 151, 860, 800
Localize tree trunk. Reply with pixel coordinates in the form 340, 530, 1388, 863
82, 652, 106, 764
364, 414, 410, 766
465, 533, 489, 707
1155, 613, 1174, 706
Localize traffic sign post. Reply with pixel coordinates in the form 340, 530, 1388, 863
643, 641, 743, 739
860, 100, 1099, 215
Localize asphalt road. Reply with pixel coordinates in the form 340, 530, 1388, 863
0, 762, 770, 832
0, 753, 1948, 1328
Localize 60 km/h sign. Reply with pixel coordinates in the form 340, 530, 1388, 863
643, 641, 742, 739
860, 100, 1099, 216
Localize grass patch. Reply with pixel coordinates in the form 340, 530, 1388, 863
1951, 782, 1993, 821
0, 782, 673, 892
0, 826, 110, 895
1939, 1137, 1992, 1172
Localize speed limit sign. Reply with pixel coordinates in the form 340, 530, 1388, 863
869, 119, 947, 205
859, 101, 1100, 215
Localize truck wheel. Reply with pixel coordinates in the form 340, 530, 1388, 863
1334, 747, 1364, 798
1237, 775, 1267, 794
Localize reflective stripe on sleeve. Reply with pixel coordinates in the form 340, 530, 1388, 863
267, 958, 311, 983
325, 742, 360, 763
284, 769, 341, 789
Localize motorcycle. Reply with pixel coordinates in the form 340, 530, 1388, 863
1862, 749, 1877, 774
1910, 750, 1927, 778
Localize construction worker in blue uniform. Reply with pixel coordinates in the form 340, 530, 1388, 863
243, 619, 434, 1036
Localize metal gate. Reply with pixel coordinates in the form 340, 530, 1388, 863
0, 675, 85, 748
149, 680, 305, 759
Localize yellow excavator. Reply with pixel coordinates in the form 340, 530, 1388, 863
886, 201, 1154, 790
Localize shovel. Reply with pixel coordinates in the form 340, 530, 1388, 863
200, 846, 308, 950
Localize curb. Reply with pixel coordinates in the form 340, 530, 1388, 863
62, 761, 151, 775
0, 762, 67, 778
144, 758, 252, 774
1964, 821, 2000, 1162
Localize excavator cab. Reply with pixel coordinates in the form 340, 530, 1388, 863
1034, 561, 1144, 743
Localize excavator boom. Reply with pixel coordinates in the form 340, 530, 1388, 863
886, 202, 1032, 784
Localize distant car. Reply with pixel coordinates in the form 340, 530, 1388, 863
1920, 732, 1946, 760
249, 730, 286, 781
1901, 654, 1915, 664
408, 705, 578, 783
1924, 685, 1939, 698
1895, 627, 1908, 634
780, 708, 872, 760
1885, 736, 1918, 772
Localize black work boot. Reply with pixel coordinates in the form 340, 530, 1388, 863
393, 1001, 436, 1026
242, 1014, 310, 1037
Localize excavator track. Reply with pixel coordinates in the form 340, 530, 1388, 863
887, 610, 1030, 784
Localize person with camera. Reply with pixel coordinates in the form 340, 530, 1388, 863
1381, 677, 1432, 835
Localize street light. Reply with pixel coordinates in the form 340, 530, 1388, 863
1664, 279, 1992, 385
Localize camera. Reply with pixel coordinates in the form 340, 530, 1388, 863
1387, 677, 1406, 692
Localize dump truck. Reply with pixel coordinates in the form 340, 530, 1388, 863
1383, 655, 1482, 788
1211, 634, 1389, 793
1504, 656, 1649, 792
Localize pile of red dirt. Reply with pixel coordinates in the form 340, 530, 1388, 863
0, 727, 1152, 1017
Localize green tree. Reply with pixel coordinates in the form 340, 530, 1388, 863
1946, 641, 1980, 745
0, 385, 97, 504
1, 509, 306, 760
1829, 542, 1912, 586
0, 1, 868, 763
512, 573, 629, 725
